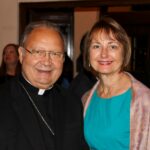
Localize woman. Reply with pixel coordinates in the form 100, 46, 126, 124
0, 43, 21, 83
83, 16, 150, 150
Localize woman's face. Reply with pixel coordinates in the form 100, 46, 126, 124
3, 45, 19, 65
89, 30, 124, 76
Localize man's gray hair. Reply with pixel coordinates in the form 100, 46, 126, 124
19, 20, 66, 49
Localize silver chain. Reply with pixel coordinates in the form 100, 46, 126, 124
18, 81, 55, 136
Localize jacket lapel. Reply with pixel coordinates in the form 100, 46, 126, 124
10, 80, 46, 150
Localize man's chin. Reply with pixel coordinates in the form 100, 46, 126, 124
32, 79, 52, 88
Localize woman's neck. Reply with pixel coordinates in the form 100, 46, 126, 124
6, 65, 17, 76
97, 72, 131, 98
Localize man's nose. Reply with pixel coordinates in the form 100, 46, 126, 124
43, 52, 52, 63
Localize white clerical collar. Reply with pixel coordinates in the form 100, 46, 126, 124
38, 89, 45, 95
22, 72, 53, 95
38, 86, 53, 95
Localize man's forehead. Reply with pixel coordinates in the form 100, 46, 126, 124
25, 27, 62, 42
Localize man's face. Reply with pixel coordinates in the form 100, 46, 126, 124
19, 27, 65, 89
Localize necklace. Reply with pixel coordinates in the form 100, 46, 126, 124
18, 81, 55, 136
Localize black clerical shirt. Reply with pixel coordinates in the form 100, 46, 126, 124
19, 74, 55, 150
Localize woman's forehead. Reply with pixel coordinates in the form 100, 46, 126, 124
91, 29, 117, 41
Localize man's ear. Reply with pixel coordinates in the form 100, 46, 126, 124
18, 47, 24, 64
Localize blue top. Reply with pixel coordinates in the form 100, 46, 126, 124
84, 88, 132, 150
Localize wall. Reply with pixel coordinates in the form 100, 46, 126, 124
74, 7, 99, 74
0, 0, 18, 61
0, 0, 99, 74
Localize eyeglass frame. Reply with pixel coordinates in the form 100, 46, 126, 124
22, 47, 65, 61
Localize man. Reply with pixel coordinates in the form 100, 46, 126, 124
0, 21, 88, 150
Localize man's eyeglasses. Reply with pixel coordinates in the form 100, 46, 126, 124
22, 47, 65, 61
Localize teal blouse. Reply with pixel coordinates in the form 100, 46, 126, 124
84, 88, 132, 150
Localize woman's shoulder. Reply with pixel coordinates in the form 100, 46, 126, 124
82, 81, 99, 107
82, 90, 91, 107
129, 73, 150, 107
131, 74, 150, 94
125, 72, 150, 92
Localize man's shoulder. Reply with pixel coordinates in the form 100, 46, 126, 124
52, 84, 66, 96
54, 84, 82, 105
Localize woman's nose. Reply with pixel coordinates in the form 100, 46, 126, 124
100, 46, 108, 58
